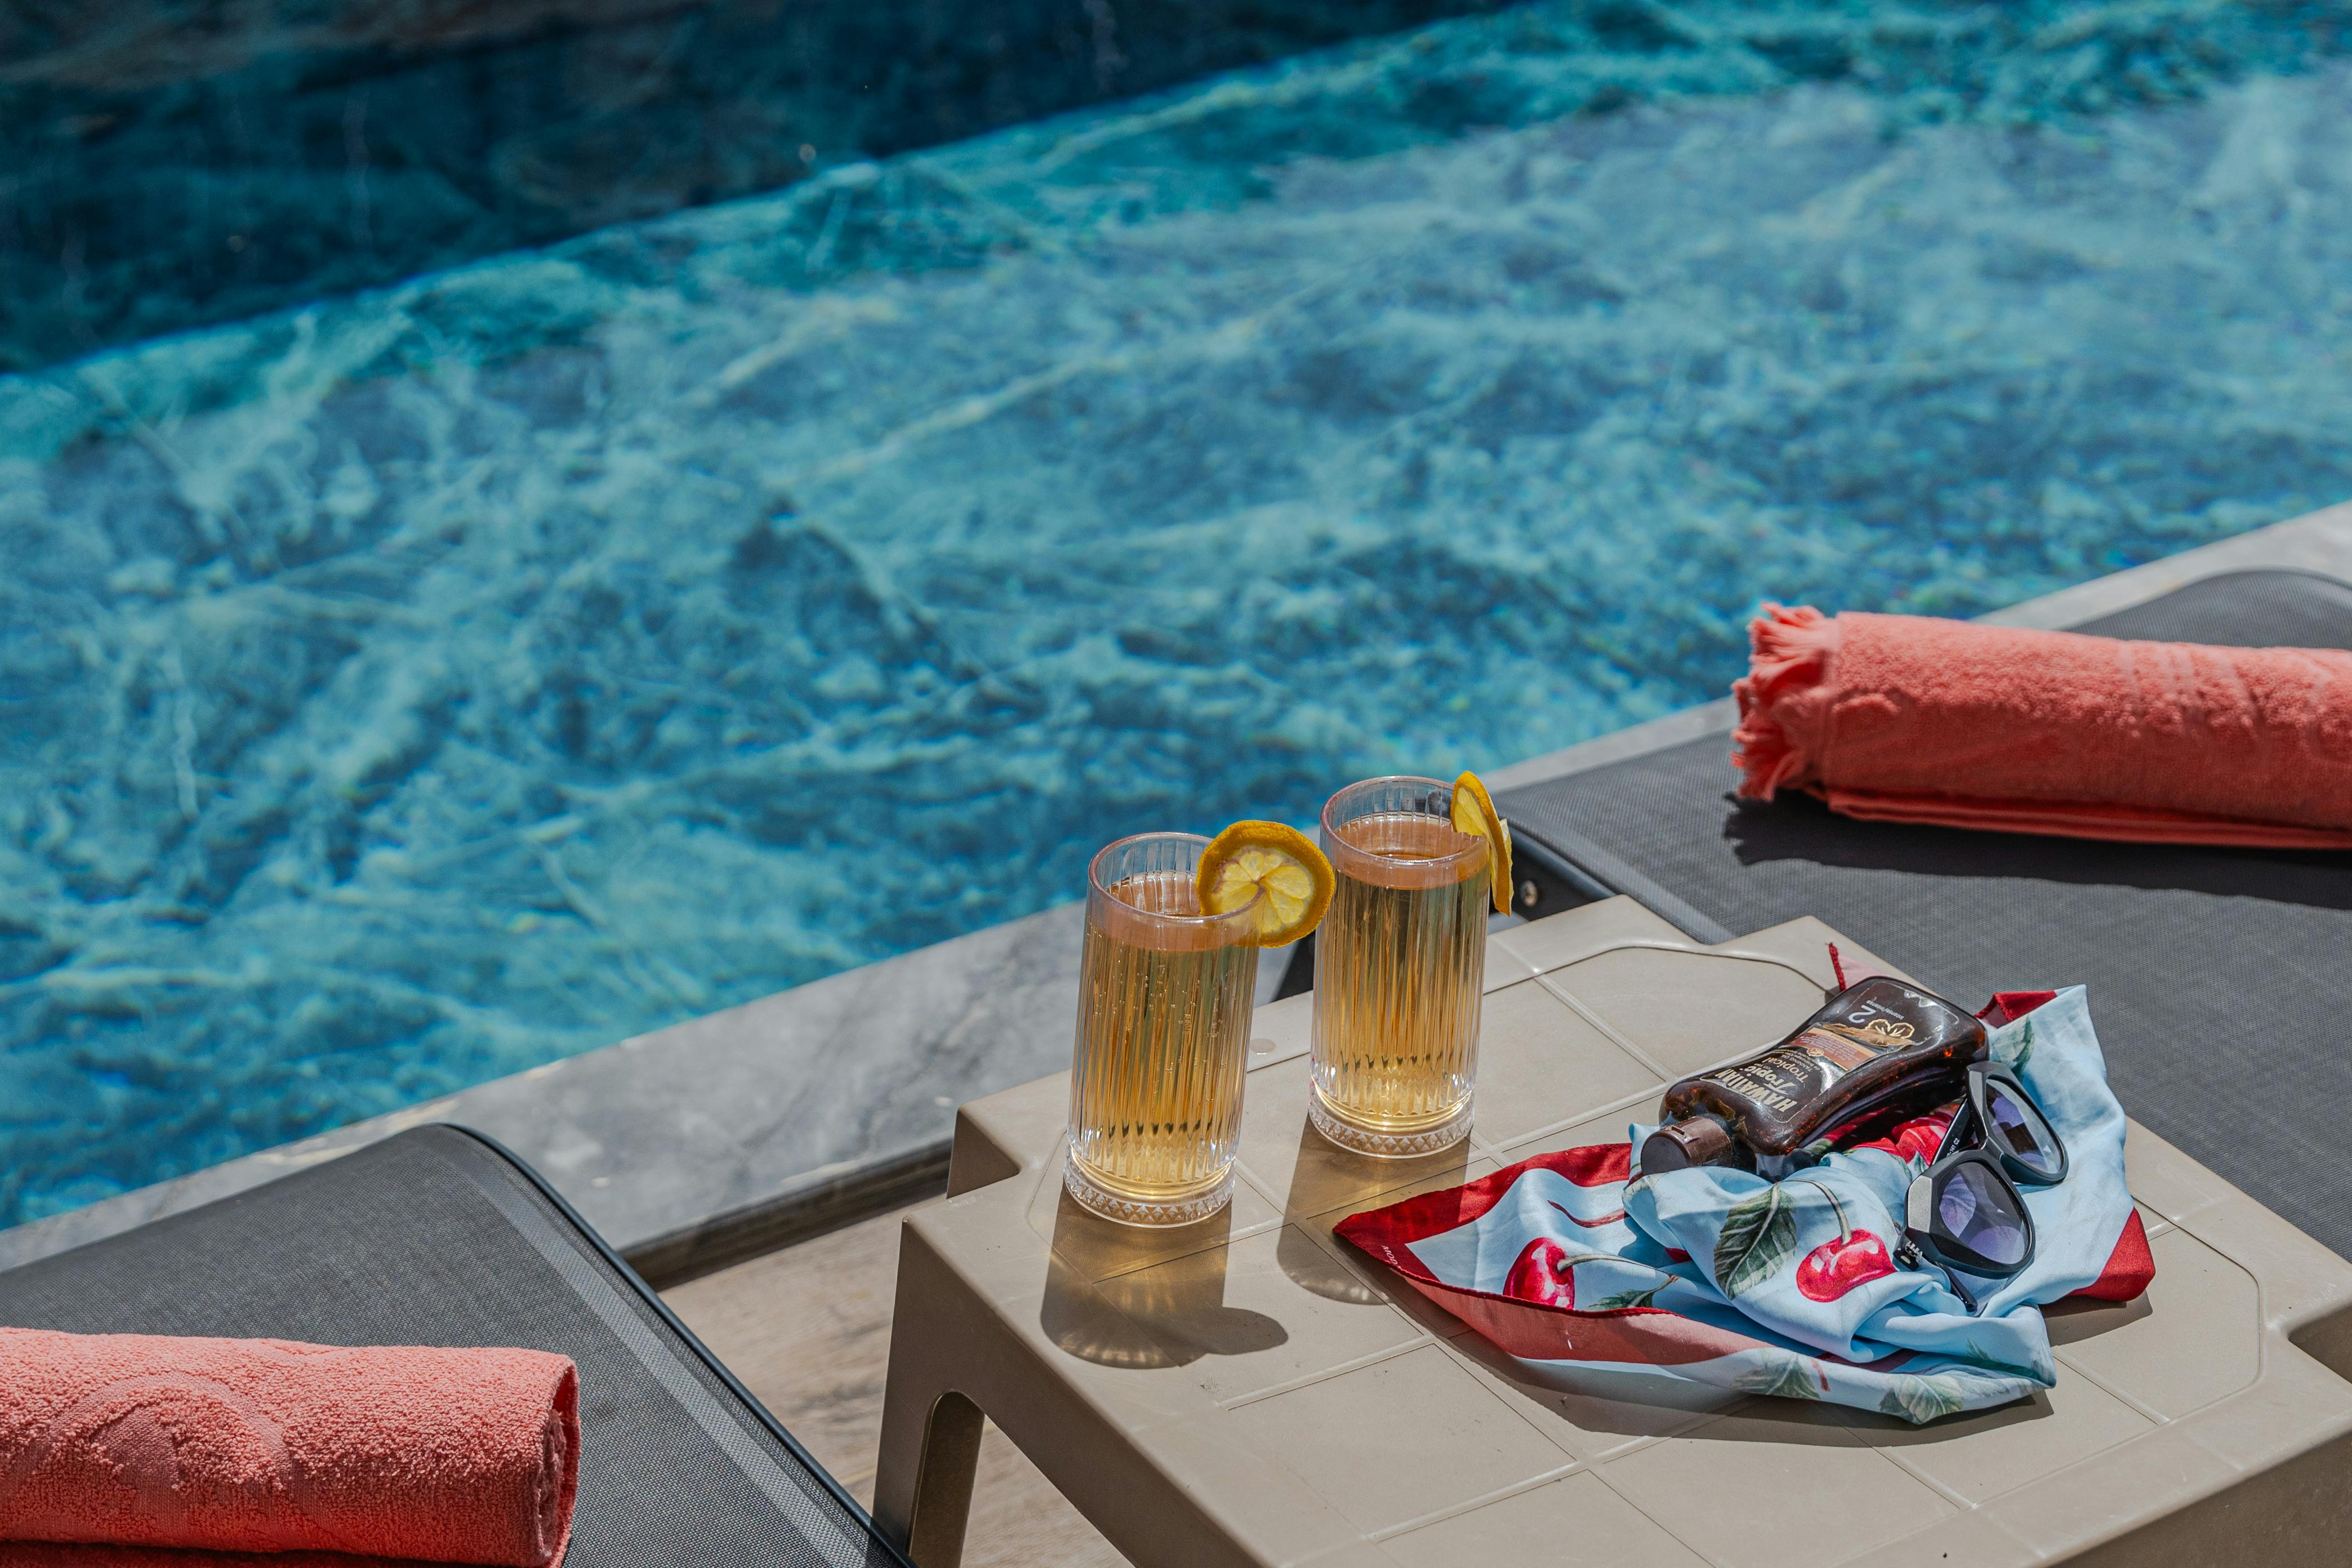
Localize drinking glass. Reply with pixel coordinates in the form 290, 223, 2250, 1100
1309, 776, 1490, 1156
1064, 832, 1263, 1226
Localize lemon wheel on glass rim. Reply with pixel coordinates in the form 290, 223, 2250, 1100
1194, 821, 1334, 946
1448, 769, 1514, 915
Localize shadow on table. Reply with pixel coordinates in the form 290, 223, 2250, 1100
2042, 1290, 2153, 1344
1040, 1188, 1286, 1369
1273, 1116, 1479, 1328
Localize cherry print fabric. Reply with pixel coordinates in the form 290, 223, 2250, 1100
1336, 987, 2146, 1423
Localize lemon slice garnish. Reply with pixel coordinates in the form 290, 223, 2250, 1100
1449, 770, 1514, 915
1195, 821, 1334, 947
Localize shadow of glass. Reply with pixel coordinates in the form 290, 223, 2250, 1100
1275, 1116, 1471, 1308
1040, 1189, 1286, 1369
1273, 1223, 1389, 1307
1722, 792, 2352, 912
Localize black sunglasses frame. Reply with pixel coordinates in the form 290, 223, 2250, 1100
1946, 1062, 2070, 1187
1896, 1064, 2066, 1309
1902, 1150, 2037, 1280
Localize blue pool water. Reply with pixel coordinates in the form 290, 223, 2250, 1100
6, 2, 2352, 1226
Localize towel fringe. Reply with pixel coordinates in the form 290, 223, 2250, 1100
1730, 603, 1838, 799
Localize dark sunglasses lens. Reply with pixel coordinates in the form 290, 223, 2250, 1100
1936, 1162, 2029, 1267
1984, 1083, 2064, 1180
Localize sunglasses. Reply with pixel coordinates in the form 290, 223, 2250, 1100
1896, 1063, 2068, 1311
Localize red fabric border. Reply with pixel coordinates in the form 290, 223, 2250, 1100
1978, 990, 2059, 1026
1389, 1271, 1788, 1366
1337, 1143, 1630, 1266
2067, 1209, 2155, 1302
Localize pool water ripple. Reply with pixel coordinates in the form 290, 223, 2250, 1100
3, 13, 2350, 1225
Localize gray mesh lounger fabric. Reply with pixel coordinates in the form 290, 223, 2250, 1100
0, 1125, 907, 1568
1498, 569, 2352, 1261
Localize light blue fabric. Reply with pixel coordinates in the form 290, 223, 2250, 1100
1622, 986, 2131, 1415
1404, 986, 2133, 1421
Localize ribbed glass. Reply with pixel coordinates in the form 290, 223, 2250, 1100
1064, 832, 1261, 1226
1309, 776, 1489, 1156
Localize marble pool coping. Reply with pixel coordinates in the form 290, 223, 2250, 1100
4, 500, 2348, 1285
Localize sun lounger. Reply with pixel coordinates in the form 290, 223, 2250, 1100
1496, 567, 2352, 1260
0, 1124, 907, 1568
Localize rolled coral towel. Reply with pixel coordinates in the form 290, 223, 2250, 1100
0, 1329, 577, 1568
1731, 604, 2352, 848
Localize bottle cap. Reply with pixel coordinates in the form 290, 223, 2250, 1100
1640, 1115, 1748, 1173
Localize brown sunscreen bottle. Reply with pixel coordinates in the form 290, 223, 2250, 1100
1641, 976, 1988, 1173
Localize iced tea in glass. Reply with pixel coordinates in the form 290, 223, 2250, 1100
1064, 832, 1262, 1226
1309, 777, 1489, 1156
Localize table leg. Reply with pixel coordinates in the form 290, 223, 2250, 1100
895, 1389, 982, 1567
876, 1226, 985, 1568
877, 1211, 1273, 1568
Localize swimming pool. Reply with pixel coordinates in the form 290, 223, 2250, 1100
6, 1, 2351, 1227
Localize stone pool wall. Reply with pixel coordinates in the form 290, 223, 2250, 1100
0, 0, 1520, 369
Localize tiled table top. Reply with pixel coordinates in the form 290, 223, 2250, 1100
898, 897, 2352, 1566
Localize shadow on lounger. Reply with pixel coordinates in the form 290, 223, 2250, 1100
1721, 792, 2352, 914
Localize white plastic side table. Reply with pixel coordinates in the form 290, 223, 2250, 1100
876, 898, 2352, 1568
